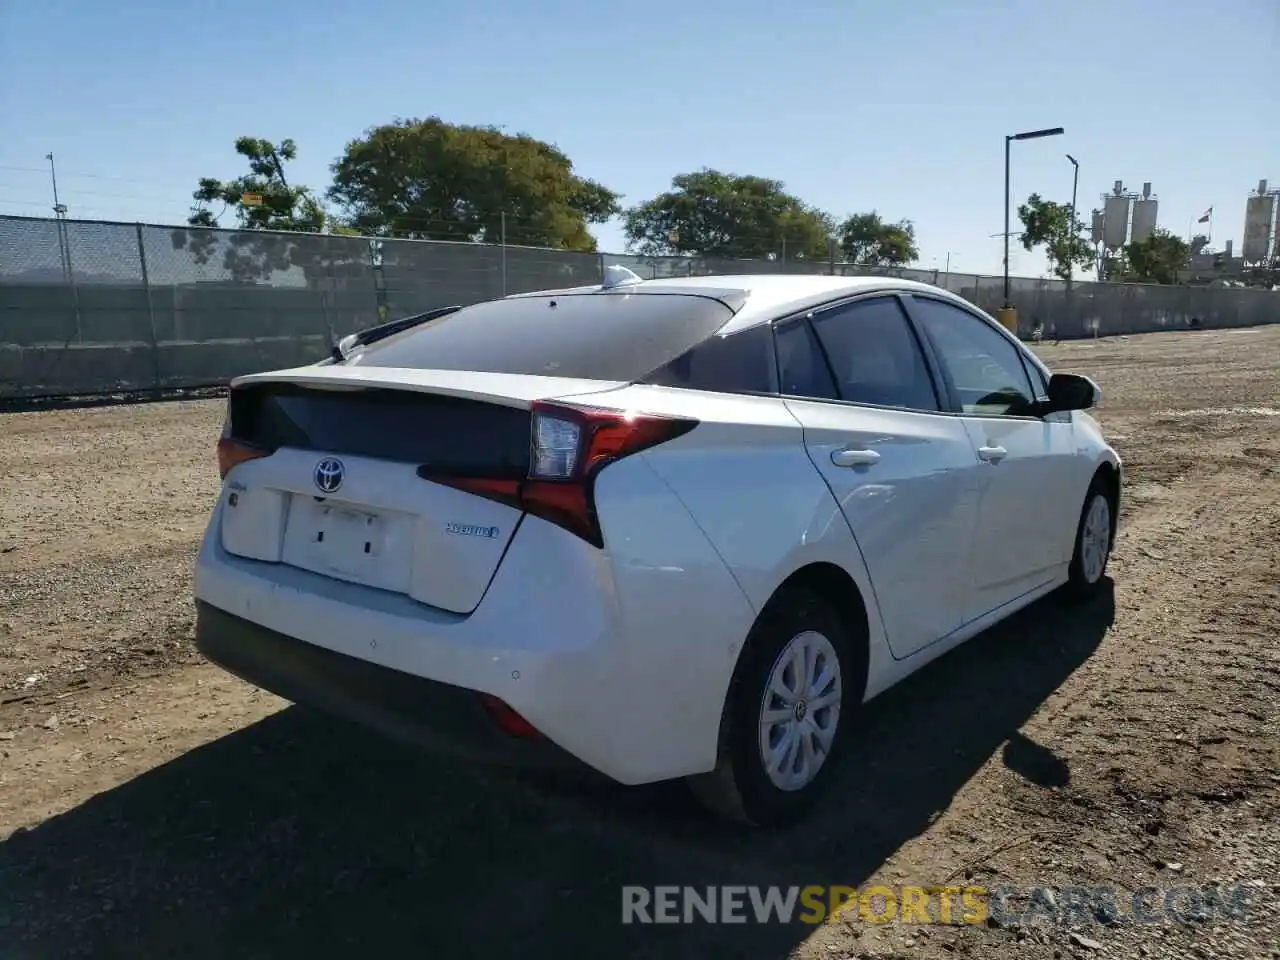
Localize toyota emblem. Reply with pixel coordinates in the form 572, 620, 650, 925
313, 457, 345, 493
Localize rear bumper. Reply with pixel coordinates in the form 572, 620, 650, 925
195, 600, 587, 772
193, 452, 758, 785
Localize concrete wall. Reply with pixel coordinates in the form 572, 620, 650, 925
0, 282, 378, 398
941, 275, 1278, 338
2, 214, 1277, 399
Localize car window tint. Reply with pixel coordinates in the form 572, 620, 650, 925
910, 298, 1038, 416
808, 297, 939, 411
641, 323, 774, 394
775, 319, 839, 400
348, 292, 735, 381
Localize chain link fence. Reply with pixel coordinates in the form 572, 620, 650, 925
2, 213, 1278, 400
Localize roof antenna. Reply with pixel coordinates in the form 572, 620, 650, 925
601, 264, 643, 290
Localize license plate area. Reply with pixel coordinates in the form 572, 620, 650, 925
281, 497, 397, 585
312, 504, 382, 574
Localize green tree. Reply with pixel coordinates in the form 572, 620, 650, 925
837, 212, 918, 266
1123, 229, 1190, 285
187, 137, 326, 232
1016, 193, 1095, 282
623, 169, 834, 261
172, 136, 337, 283
326, 117, 620, 251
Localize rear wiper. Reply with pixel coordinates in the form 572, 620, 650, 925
332, 304, 463, 361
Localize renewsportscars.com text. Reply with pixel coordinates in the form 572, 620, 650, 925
621, 884, 1259, 926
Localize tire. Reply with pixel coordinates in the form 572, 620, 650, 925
687, 586, 858, 827
1064, 476, 1114, 599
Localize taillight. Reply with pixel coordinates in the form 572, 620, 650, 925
217, 437, 269, 479
424, 401, 697, 547
216, 399, 270, 479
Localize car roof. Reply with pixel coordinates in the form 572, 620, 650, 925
506, 272, 979, 335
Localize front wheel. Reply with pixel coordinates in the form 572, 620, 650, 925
687, 587, 857, 827
1065, 478, 1114, 599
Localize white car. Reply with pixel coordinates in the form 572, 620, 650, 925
195, 272, 1121, 826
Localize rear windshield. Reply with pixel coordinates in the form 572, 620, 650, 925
345, 292, 736, 381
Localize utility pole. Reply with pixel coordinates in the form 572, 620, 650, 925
46, 151, 81, 338
500, 211, 508, 296
46, 152, 71, 282
46, 152, 65, 216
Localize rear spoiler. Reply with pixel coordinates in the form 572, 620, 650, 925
229, 365, 629, 411
332, 304, 463, 361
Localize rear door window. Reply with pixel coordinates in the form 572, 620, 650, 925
775, 318, 840, 400
808, 297, 941, 411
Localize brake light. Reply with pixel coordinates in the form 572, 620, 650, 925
216, 399, 270, 479
217, 437, 270, 479
424, 401, 697, 547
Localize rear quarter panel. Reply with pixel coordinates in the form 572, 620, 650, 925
611, 385, 897, 702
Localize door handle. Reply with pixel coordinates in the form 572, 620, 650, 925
977, 444, 1007, 463
831, 447, 881, 468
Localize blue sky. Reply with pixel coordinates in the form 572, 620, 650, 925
2, 0, 1276, 277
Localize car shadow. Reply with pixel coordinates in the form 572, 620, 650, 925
0, 583, 1115, 960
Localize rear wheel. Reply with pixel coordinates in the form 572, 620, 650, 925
687, 587, 857, 826
1065, 477, 1114, 599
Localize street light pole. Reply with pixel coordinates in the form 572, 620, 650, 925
1066, 154, 1079, 232
1003, 135, 1012, 306
1066, 153, 1079, 286
1001, 126, 1065, 332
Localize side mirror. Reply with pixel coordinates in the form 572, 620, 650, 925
1042, 373, 1100, 414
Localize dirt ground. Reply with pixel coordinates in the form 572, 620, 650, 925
2, 326, 1278, 960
